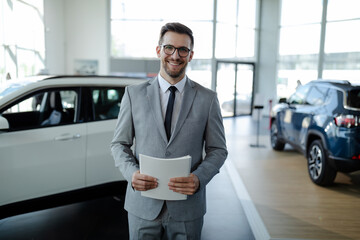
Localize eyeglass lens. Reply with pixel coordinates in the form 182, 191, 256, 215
163, 45, 190, 57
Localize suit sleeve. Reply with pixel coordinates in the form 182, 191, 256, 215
110, 87, 139, 182
192, 93, 228, 189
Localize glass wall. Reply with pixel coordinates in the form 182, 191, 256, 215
110, 0, 258, 89
0, 0, 45, 85
110, 0, 214, 59
277, 0, 360, 99
323, 0, 360, 84
277, 0, 322, 99
216, 0, 256, 59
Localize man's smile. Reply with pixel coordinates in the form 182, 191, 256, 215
168, 61, 182, 66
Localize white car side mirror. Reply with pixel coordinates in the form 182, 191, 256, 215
0, 116, 9, 130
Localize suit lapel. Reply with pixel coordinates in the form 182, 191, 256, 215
170, 78, 196, 144
146, 78, 168, 144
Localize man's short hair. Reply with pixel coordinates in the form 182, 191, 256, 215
158, 22, 194, 49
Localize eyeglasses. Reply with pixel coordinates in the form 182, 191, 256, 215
161, 45, 191, 57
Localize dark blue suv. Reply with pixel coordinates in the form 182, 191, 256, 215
270, 80, 360, 186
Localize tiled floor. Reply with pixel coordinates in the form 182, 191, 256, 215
0, 116, 258, 240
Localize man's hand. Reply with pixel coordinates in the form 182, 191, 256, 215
131, 170, 158, 191
168, 173, 199, 195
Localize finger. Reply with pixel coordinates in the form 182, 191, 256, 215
138, 174, 157, 182
169, 176, 191, 183
132, 171, 158, 191
133, 171, 157, 184
133, 180, 158, 191
168, 181, 195, 188
169, 186, 196, 195
135, 171, 157, 182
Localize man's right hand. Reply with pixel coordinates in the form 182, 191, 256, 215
131, 170, 158, 191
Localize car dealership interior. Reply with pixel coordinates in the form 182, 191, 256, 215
0, 0, 360, 239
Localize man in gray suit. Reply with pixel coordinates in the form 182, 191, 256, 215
111, 22, 227, 239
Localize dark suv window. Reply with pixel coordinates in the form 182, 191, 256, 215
288, 85, 310, 104
347, 89, 360, 108
306, 86, 328, 106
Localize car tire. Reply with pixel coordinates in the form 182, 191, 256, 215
270, 120, 285, 151
307, 140, 337, 186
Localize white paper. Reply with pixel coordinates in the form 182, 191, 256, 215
139, 154, 191, 201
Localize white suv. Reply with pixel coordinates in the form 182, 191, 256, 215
0, 75, 147, 217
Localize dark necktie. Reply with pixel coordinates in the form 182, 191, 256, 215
164, 86, 177, 140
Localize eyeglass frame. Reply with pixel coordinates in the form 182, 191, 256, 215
160, 44, 192, 57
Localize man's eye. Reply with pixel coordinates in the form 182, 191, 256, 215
165, 45, 174, 50
179, 47, 189, 53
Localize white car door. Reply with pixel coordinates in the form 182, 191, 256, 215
85, 87, 126, 186
86, 119, 121, 186
0, 89, 86, 206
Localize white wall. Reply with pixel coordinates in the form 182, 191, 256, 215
44, 0, 109, 75
256, 0, 280, 115
44, 0, 65, 75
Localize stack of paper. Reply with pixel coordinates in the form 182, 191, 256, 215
139, 154, 191, 201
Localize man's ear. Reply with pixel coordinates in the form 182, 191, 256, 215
156, 46, 161, 58
188, 50, 194, 62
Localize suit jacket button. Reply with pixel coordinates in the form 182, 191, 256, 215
165, 151, 170, 157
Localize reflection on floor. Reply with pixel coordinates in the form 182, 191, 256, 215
0, 195, 129, 240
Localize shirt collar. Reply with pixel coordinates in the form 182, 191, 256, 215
158, 74, 186, 94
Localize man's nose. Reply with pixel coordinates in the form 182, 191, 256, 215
171, 49, 181, 59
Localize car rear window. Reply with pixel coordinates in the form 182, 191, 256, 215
347, 89, 360, 108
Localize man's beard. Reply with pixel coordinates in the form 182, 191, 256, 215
163, 60, 187, 79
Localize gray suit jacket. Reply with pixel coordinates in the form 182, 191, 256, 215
111, 77, 227, 221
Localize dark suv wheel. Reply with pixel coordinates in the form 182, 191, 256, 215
270, 120, 285, 151
307, 140, 337, 186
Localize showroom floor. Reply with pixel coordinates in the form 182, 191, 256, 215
224, 116, 360, 240
0, 166, 254, 240
1, 115, 359, 240
0, 117, 257, 240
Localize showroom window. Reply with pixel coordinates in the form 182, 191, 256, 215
110, 0, 258, 90
110, 0, 213, 59
0, 0, 45, 85
277, 0, 322, 99
110, 0, 214, 88
277, 0, 360, 99
322, 0, 360, 84
216, 0, 256, 59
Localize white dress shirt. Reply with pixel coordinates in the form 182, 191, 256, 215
158, 74, 186, 134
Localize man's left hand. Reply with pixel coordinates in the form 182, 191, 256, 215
168, 173, 199, 195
